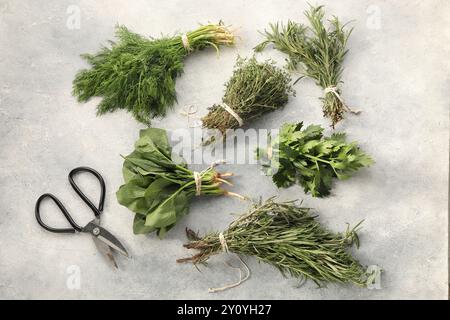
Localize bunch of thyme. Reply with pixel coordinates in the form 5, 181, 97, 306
73, 23, 234, 124
255, 5, 357, 128
178, 199, 370, 288
201, 56, 294, 134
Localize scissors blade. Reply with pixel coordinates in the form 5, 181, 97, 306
84, 221, 129, 258
92, 235, 118, 269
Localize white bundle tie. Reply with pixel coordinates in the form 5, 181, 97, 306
181, 34, 191, 51
324, 86, 361, 115
218, 232, 229, 253
193, 171, 201, 196
220, 103, 244, 126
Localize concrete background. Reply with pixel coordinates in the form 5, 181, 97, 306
0, 0, 448, 299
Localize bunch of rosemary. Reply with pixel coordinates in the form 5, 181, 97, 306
116, 128, 243, 238
256, 122, 373, 197
255, 5, 357, 127
201, 57, 294, 134
73, 23, 234, 124
178, 199, 370, 288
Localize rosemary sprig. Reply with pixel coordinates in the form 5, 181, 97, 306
178, 198, 370, 288
73, 23, 234, 124
201, 56, 294, 134
255, 5, 356, 127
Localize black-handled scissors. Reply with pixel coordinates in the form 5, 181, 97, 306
35, 166, 129, 268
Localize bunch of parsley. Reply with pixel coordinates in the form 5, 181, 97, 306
256, 122, 373, 197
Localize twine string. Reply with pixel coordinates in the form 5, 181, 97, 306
193, 160, 226, 196
324, 86, 361, 115
220, 103, 244, 126
193, 171, 202, 196
210, 159, 226, 168
219, 232, 229, 253
208, 232, 250, 293
181, 34, 191, 52
179, 105, 201, 128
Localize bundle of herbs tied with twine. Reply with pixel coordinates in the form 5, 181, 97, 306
201, 56, 294, 135
178, 198, 375, 292
116, 128, 244, 238
255, 5, 359, 128
256, 122, 373, 197
73, 23, 234, 124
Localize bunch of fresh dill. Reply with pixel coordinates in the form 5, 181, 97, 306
255, 5, 358, 127
73, 23, 234, 124
178, 198, 371, 288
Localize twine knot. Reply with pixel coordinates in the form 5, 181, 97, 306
179, 105, 201, 128
193, 160, 226, 196
218, 232, 229, 253
324, 86, 361, 115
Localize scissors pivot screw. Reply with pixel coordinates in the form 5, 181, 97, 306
93, 227, 100, 236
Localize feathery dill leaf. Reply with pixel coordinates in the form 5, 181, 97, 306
73, 23, 234, 124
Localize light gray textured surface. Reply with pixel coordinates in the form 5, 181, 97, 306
0, 0, 448, 300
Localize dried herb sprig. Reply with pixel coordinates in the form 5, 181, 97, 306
201, 56, 294, 134
178, 198, 370, 288
73, 23, 234, 124
116, 128, 244, 238
256, 122, 373, 197
255, 5, 357, 127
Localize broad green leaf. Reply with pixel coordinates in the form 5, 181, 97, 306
139, 128, 172, 158
133, 214, 156, 234
117, 127, 228, 237
145, 191, 191, 230
116, 177, 154, 216
144, 178, 174, 199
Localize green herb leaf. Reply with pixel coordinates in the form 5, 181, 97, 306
255, 5, 355, 127
201, 56, 295, 133
73, 24, 234, 124
257, 122, 373, 197
178, 199, 374, 288
116, 128, 241, 238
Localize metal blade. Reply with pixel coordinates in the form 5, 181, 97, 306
97, 233, 129, 257
92, 236, 118, 269
83, 220, 129, 258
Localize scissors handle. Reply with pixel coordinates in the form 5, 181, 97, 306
68, 166, 105, 218
35, 193, 82, 233
35, 167, 106, 234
